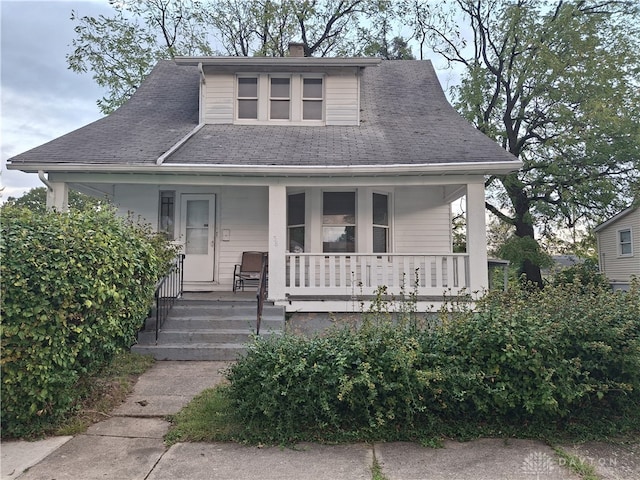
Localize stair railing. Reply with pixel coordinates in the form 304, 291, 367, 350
154, 253, 185, 343
256, 253, 268, 335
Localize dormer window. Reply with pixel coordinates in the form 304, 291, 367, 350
236, 74, 324, 124
303, 78, 323, 120
238, 77, 258, 119
270, 77, 291, 120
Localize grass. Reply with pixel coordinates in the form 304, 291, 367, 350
553, 447, 600, 480
165, 386, 239, 445
54, 351, 155, 436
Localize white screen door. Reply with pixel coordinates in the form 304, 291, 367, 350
181, 194, 215, 282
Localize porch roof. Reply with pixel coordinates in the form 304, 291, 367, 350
8, 59, 521, 174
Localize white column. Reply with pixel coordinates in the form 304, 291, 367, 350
268, 184, 287, 302
46, 182, 69, 212
466, 182, 488, 293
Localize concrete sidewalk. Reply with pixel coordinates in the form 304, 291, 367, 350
2, 361, 638, 480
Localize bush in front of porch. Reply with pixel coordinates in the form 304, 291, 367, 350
1, 205, 173, 438
169, 279, 640, 445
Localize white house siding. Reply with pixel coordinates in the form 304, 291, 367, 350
598, 208, 640, 288
217, 186, 269, 288
394, 186, 451, 254
203, 74, 234, 124
325, 73, 359, 125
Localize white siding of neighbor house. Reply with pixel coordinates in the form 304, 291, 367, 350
598, 208, 640, 287
202, 71, 359, 126
325, 73, 359, 125
394, 187, 451, 254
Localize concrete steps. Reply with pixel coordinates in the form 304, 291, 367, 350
132, 299, 285, 361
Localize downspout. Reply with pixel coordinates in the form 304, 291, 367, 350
156, 62, 206, 166
38, 170, 53, 192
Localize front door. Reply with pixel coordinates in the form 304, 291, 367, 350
181, 194, 215, 282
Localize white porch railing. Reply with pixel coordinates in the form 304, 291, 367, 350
286, 253, 469, 297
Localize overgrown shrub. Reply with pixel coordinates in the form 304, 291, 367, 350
1, 205, 172, 437
225, 280, 640, 444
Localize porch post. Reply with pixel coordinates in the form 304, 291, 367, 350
268, 184, 287, 302
46, 182, 69, 212
466, 182, 488, 293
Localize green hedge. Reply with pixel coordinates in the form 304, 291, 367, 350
226, 281, 640, 443
1, 206, 170, 437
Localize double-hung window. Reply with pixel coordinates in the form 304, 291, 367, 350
373, 193, 389, 253
238, 77, 258, 119
158, 191, 175, 240
302, 77, 323, 120
323, 192, 356, 253
270, 77, 290, 120
619, 228, 633, 256
288, 193, 305, 252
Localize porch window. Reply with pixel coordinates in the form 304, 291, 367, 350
238, 77, 258, 119
619, 228, 633, 256
302, 77, 323, 120
373, 193, 389, 253
270, 77, 290, 120
288, 193, 305, 252
158, 190, 175, 240
323, 191, 356, 252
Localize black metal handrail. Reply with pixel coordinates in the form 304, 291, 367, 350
154, 254, 185, 343
256, 254, 268, 335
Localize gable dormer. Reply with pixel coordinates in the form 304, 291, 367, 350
174, 57, 380, 127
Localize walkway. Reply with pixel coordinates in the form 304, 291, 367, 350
2, 361, 638, 480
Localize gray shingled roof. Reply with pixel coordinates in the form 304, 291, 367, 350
8, 59, 518, 170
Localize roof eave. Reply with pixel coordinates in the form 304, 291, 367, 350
8, 160, 522, 177
174, 56, 381, 68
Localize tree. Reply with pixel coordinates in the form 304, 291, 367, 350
409, 0, 640, 286
3, 187, 108, 214
68, 0, 388, 113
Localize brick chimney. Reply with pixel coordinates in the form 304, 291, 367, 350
288, 42, 305, 57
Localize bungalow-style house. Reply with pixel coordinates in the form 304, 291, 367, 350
7, 50, 521, 312
594, 206, 639, 291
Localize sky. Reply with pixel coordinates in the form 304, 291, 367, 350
1, 0, 112, 201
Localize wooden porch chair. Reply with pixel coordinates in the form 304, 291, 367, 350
233, 251, 266, 292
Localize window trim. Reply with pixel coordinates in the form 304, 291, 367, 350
235, 73, 325, 125
618, 227, 633, 257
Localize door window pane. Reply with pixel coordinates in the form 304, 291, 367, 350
159, 191, 175, 240
373, 193, 389, 226
186, 200, 209, 255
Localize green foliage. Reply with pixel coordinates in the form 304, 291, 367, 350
0, 205, 171, 438
3, 187, 109, 214
551, 258, 609, 291
222, 280, 640, 444
497, 235, 553, 276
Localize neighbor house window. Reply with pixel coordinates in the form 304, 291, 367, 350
323, 192, 356, 252
288, 193, 305, 252
302, 77, 323, 120
238, 77, 258, 119
159, 191, 175, 240
373, 193, 389, 253
619, 228, 633, 256
270, 77, 290, 120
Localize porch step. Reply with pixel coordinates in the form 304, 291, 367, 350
132, 298, 285, 361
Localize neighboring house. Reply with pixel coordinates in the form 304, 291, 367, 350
594, 206, 640, 291
7, 49, 521, 312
